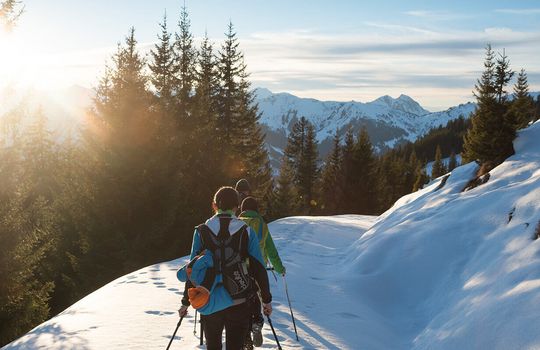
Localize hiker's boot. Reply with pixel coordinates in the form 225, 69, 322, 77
252, 320, 264, 347
243, 334, 254, 350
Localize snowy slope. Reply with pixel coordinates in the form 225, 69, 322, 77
4, 122, 540, 350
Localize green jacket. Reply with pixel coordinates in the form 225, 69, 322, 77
239, 210, 285, 274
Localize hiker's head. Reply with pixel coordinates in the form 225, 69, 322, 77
241, 196, 259, 213
212, 186, 239, 213
235, 179, 251, 196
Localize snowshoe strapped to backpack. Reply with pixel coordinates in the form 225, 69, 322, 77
196, 218, 253, 301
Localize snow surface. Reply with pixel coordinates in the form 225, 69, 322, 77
4, 121, 540, 349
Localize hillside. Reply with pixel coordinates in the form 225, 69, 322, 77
4, 121, 540, 349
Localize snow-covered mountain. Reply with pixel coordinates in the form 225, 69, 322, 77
4, 121, 540, 349
255, 88, 477, 168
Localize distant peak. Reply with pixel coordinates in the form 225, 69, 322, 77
372, 94, 429, 115
253, 87, 273, 99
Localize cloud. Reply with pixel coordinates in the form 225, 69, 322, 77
404, 10, 473, 21
495, 8, 540, 15
239, 25, 540, 109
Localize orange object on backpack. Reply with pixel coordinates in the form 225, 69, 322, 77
188, 286, 210, 309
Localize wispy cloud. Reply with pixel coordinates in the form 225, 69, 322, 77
495, 8, 540, 15
404, 10, 473, 21
239, 25, 540, 110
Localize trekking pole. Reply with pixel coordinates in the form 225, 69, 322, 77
199, 317, 204, 346
283, 275, 299, 341
266, 315, 283, 350
166, 316, 183, 350
193, 310, 197, 335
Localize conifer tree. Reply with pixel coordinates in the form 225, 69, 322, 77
173, 5, 197, 125
412, 164, 429, 192
350, 127, 377, 214
215, 21, 272, 197
321, 131, 342, 214
340, 128, 355, 212
463, 44, 515, 165
448, 151, 458, 171
284, 117, 319, 213
216, 22, 243, 147
431, 145, 447, 179
84, 27, 156, 277
149, 12, 177, 115
194, 32, 219, 127
273, 157, 298, 217
507, 69, 535, 129
494, 49, 514, 104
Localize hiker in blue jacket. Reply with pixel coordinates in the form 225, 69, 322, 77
177, 186, 272, 350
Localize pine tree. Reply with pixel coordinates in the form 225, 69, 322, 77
215, 21, 272, 197
431, 145, 447, 179
173, 5, 197, 125
273, 157, 298, 218
340, 128, 355, 212
494, 49, 514, 104
412, 164, 429, 192
320, 131, 342, 214
350, 127, 377, 214
83, 27, 155, 278
216, 21, 243, 147
149, 12, 177, 116
507, 69, 535, 129
448, 151, 458, 171
463, 44, 515, 165
284, 117, 319, 214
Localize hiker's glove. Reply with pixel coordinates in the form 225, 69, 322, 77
263, 303, 272, 316
281, 267, 286, 276
178, 305, 189, 317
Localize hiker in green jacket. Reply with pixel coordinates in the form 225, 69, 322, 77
239, 197, 285, 275
239, 196, 285, 349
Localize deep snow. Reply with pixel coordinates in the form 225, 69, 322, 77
4, 121, 540, 349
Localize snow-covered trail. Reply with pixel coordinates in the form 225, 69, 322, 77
2, 215, 376, 350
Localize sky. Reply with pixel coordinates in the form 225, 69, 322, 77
0, 0, 539, 111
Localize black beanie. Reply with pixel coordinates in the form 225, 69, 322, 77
235, 179, 251, 193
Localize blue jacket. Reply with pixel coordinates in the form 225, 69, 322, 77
179, 213, 272, 315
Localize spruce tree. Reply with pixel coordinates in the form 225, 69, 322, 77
215, 21, 273, 197
350, 127, 377, 214
284, 117, 319, 214
507, 69, 535, 129
448, 151, 458, 171
413, 164, 429, 192
173, 5, 197, 125
149, 12, 177, 116
431, 145, 447, 179
216, 21, 242, 147
273, 157, 298, 218
320, 131, 342, 214
340, 128, 355, 212
463, 44, 515, 165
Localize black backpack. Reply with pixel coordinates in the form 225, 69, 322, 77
196, 217, 253, 301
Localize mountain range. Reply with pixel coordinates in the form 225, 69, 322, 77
254, 88, 478, 168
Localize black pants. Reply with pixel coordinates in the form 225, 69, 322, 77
202, 302, 251, 350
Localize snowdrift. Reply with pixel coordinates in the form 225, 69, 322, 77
4, 121, 540, 349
